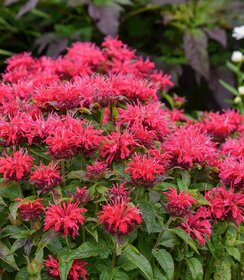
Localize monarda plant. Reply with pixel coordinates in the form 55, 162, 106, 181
0, 37, 243, 280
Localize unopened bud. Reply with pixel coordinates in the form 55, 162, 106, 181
231, 51, 243, 63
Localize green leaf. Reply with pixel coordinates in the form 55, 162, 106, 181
112, 270, 129, 280
186, 258, 203, 280
123, 244, 153, 280
219, 80, 239, 96
177, 178, 187, 191
9, 239, 26, 254
152, 249, 174, 280
58, 250, 73, 280
15, 267, 30, 280
153, 266, 167, 280
0, 181, 21, 200
226, 247, 240, 262
36, 230, 58, 253
214, 257, 231, 280
180, 170, 191, 188
9, 202, 20, 220
47, 237, 63, 255
139, 200, 156, 234
0, 241, 19, 270
67, 240, 110, 261
168, 228, 199, 254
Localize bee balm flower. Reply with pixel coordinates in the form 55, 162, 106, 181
44, 202, 87, 238
98, 199, 142, 236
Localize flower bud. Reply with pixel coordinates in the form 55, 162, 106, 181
234, 96, 241, 104
27, 260, 42, 275
238, 86, 244, 96
231, 51, 243, 63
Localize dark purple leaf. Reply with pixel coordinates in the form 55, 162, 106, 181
88, 4, 122, 36
17, 0, 39, 18
208, 66, 234, 109
183, 29, 209, 80
4, 0, 20, 6
35, 34, 68, 57
205, 27, 227, 47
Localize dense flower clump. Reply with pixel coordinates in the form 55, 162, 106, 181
0, 37, 243, 279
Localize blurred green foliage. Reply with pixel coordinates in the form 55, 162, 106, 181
0, 0, 244, 110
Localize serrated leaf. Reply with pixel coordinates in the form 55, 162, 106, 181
152, 249, 174, 280
123, 244, 153, 280
186, 258, 203, 280
183, 29, 209, 80
67, 240, 110, 261
139, 200, 156, 234
153, 266, 167, 280
205, 27, 227, 47
113, 270, 129, 280
9, 239, 26, 254
226, 247, 240, 262
58, 250, 73, 280
15, 267, 30, 280
0, 181, 21, 200
169, 228, 199, 254
214, 257, 231, 280
0, 241, 19, 270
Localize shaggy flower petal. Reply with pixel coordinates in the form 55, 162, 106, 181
125, 153, 166, 186
163, 125, 216, 168
181, 207, 212, 246
17, 198, 44, 221
44, 202, 87, 238
98, 199, 142, 236
163, 188, 197, 217
30, 162, 62, 192
219, 157, 244, 188
0, 149, 33, 181
205, 187, 244, 224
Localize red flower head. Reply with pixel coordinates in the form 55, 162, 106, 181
219, 157, 244, 188
118, 102, 171, 141
125, 153, 166, 186
102, 36, 136, 62
200, 110, 243, 141
65, 41, 105, 69
100, 129, 139, 164
181, 207, 212, 246
45, 255, 88, 280
205, 187, 244, 225
30, 162, 62, 193
150, 71, 174, 91
85, 160, 108, 180
171, 95, 186, 108
98, 199, 142, 236
163, 125, 216, 169
72, 187, 91, 205
221, 137, 244, 158
162, 188, 197, 217
17, 198, 44, 221
45, 115, 84, 159
0, 149, 33, 181
109, 183, 129, 202
44, 202, 87, 238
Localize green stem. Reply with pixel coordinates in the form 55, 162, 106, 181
65, 236, 71, 249
152, 217, 173, 250
61, 160, 66, 183
17, 182, 24, 199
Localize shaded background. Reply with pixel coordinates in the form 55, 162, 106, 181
1, 0, 244, 111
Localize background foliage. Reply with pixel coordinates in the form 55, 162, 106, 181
1, 0, 244, 110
